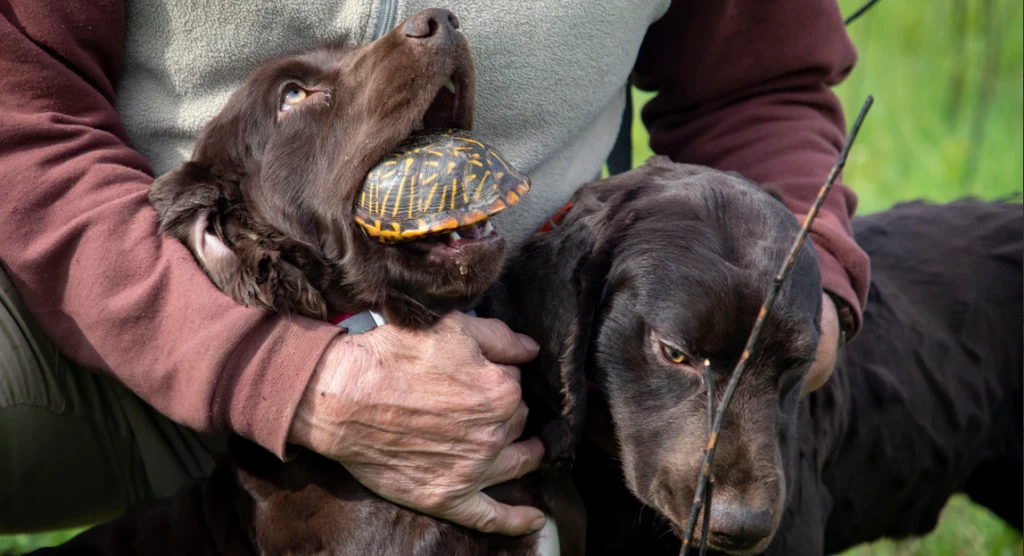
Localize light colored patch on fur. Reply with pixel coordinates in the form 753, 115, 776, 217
532, 519, 560, 556
188, 211, 241, 292
189, 211, 235, 267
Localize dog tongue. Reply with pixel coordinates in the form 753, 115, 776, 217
460, 222, 486, 239
446, 222, 486, 247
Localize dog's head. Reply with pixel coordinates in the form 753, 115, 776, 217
497, 157, 822, 554
149, 9, 506, 326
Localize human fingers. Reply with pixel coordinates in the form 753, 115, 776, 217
440, 490, 547, 536
803, 292, 839, 396
502, 400, 530, 441
457, 313, 539, 365
479, 437, 545, 489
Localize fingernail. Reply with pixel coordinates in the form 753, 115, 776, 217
528, 514, 547, 533
518, 334, 539, 351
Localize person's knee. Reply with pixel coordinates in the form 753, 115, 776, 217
0, 267, 223, 533
0, 267, 146, 532
0, 404, 142, 532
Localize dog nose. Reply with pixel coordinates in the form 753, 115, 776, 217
403, 9, 461, 42
708, 504, 773, 552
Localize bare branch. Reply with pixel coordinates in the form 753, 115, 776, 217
844, 0, 882, 26
680, 96, 874, 555
699, 358, 715, 556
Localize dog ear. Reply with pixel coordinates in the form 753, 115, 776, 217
149, 162, 244, 296
489, 184, 626, 468
149, 162, 328, 320
550, 230, 615, 465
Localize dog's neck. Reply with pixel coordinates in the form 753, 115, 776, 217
584, 389, 620, 456
330, 310, 388, 334
331, 309, 478, 334
333, 200, 574, 335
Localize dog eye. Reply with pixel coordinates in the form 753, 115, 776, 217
280, 86, 308, 111
661, 343, 688, 365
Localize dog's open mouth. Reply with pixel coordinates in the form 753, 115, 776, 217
354, 49, 528, 249
412, 70, 472, 133
404, 69, 505, 253
399, 220, 500, 254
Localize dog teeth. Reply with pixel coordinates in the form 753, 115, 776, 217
444, 79, 456, 94
448, 230, 461, 246
482, 221, 494, 237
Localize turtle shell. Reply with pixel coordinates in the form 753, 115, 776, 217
354, 129, 531, 243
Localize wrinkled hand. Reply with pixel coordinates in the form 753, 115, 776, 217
802, 293, 840, 396
288, 312, 547, 536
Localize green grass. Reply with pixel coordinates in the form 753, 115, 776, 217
629, 0, 1023, 214
2, 0, 1020, 554
0, 529, 86, 555
840, 496, 1022, 556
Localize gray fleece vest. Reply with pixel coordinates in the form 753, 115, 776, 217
116, 0, 671, 247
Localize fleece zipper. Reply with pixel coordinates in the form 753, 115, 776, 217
373, 0, 399, 39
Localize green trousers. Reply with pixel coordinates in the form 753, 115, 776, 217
0, 265, 225, 533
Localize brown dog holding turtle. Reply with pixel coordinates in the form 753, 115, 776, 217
62, 20, 571, 555
148, 68, 530, 330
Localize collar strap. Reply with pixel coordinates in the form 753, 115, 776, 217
535, 201, 575, 234
330, 310, 388, 334
329, 309, 478, 335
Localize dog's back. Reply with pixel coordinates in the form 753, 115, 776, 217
806, 200, 1023, 553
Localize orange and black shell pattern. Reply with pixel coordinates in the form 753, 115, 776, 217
354, 129, 531, 243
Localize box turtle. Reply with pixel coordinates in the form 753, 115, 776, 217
355, 129, 530, 244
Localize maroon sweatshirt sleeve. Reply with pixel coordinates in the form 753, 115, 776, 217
633, 0, 870, 337
0, 2, 342, 457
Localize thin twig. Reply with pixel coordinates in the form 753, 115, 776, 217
699, 358, 715, 556
844, 0, 882, 26
679, 96, 874, 556
698, 479, 714, 556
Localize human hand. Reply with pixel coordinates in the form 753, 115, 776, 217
802, 292, 841, 396
288, 311, 547, 536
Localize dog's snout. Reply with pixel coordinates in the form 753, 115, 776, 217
403, 9, 461, 42
708, 504, 773, 552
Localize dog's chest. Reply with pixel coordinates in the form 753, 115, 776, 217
532, 519, 561, 556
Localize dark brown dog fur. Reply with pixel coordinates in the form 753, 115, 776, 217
484, 157, 1022, 555
31, 9, 584, 556
486, 158, 822, 555
30, 12, 1021, 553
147, 10, 498, 329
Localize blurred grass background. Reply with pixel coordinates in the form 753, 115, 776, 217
630, 0, 1023, 215
2, 0, 1020, 554
831, 2, 1021, 553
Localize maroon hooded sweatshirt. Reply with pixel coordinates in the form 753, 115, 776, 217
0, 1, 869, 457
